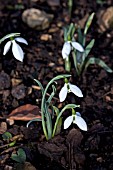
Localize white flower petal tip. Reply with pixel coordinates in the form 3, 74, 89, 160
3, 41, 12, 55
76, 112, 81, 117
12, 40, 24, 62
69, 83, 83, 97
62, 42, 71, 59
71, 42, 84, 52
64, 116, 73, 129
74, 115, 87, 131
15, 37, 28, 45
59, 84, 68, 102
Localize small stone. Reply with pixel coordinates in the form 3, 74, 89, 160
11, 78, 22, 87
97, 6, 113, 32
47, 0, 60, 7
4, 165, 13, 170
48, 62, 55, 67
22, 8, 54, 30
0, 71, 10, 90
12, 98, 19, 108
0, 122, 7, 134
40, 34, 52, 41
11, 84, 26, 100
97, 157, 103, 163
55, 66, 64, 72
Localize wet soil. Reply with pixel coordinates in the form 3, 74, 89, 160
0, 0, 113, 170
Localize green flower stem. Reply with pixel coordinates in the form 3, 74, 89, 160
72, 51, 81, 76
52, 104, 80, 137
65, 57, 71, 72
41, 74, 71, 140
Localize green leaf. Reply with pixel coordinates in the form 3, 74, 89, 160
47, 85, 56, 104
26, 118, 42, 128
55, 117, 62, 135
11, 148, 26, 163
84, 13, 95, 35
46, 111, 52, 139
53, 106, 59, 116
53, 106, 62, 135
85, 57, 113, 73
77, 27, 83, 45
9, 141, 16, 147
82, 39, 95, 65
84, 39, 95, 58
34, 79, 44, 95
67, 23, 75, 41
72, 51, 80, 75
0, 33, 20, 44
83, 13, 95, 46
2, 132, 12, 140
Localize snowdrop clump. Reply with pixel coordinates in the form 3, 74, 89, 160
64, 111, 87, 131
59, 78, 83, 102
62, 40, 84, 60
2, 33, 28, 62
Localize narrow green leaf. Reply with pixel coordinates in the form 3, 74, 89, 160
72, 51, 80, 75
55, 117, 62, 135
77, 27, 83, 45
9, 140, 16, 147
47, 85, 56, 104
46, 110, 52, 139
85, 57, 113, 73
85, 39, 95, 58
68, 0, 73, 17
34, 79, 44, 95
26, 118, 42, 128
53, 106, 59, 116
0, 33, 20, 44
84, 13, 95, 35
82, 39, 95, 65
67, 23, 75, 41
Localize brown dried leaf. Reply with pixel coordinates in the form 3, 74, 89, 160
7, 104, 41, 121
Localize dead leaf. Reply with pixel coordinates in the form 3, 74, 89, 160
7, 104, 41, 122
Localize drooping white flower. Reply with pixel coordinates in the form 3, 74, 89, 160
59, 82, 83, 102
64, 112, 87, 131
62, 41, 84, 59
3, 36, 28, 62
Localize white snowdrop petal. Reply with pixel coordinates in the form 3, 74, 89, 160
62, 42, 71, 59
59, 84, 68, 102
76, 112, 81, 117
15, 37, 28, 45
3, 41, 12, 55
69, 83, 83, 97
12, 40, 24, 62
75, 115, 87, 131
64, 116, 73, 129
71, 42, 84, 52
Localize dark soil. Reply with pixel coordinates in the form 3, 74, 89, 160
0, 0, 113, 170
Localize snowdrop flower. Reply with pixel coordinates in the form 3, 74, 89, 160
59, 81, 83, 102
3, 36, 28, 62
62, 41, 84, 60
64, 112, 87, 131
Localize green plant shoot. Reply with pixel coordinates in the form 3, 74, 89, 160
62, 12, 113, 76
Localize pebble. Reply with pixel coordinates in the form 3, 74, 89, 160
11, 84, 26, 100
0, 71, 10, 90
22, 8, 54, 30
